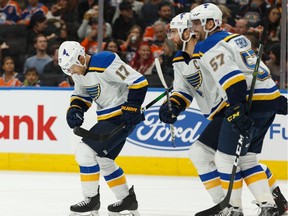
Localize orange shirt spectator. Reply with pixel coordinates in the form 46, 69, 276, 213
0, 56, 22, 87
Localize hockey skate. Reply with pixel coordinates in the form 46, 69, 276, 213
107, 186, 140, 216
212, 205, 244, 216
255, 202, 279, 216
272, 186, 288, 215
70, 188, 100, 216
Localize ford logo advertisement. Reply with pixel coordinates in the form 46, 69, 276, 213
127, 106, 210, 151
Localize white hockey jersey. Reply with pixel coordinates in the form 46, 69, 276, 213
195, 31, 280, 112
71, 51, 148, 121
172, 50, 227, 120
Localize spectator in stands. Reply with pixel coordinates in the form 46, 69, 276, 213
157, 1, 174, 24
22, 67, 41, 86
0, 0, 22, 24
78, 0, 97, 23
23, 34, 52, 75
43, 44, 62, 75
237, 0, 268, 26
19, 0, 49, 26
77, 3, 112, 40
130, 42, 155, 75
250, 6, 281, 53
120, 25, 143, 63
80, 18, 110, 54
265, 44, 281, 88
140, 0, 162, 26
143, 20, 167, 57
112, 0, 143, 24
104, 38, 127, 61
157, 38, 176, 82
112, 0, 146, 41
56, 0, 80, 41
0, 56, 23, 87
26, 12, 48, 56
218, 4, 235, 32
0, 36, 9, 62
235, 18, 250, 35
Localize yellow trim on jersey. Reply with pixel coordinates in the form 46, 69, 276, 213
88, 67, 105, 72
107, 175, 127, 188
192, 53, 201, 58
128, 80, 148, 90
70, 96, 92, 108
80, 173, 100, 181
221, 179, 243, 190
223, 34, 239, 42
222, 74, 246, 90
203, 178, 221, 190
207, 101, 228, 120
97, 110, 122, 121
244, 171, 267, 186
173, 56, 184, 61
251, 91, 281, 101
171, 92, 191, 108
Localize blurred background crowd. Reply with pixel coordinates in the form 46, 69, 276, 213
0, 0, 286, 89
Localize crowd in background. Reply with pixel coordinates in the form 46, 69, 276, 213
0, 0, 286, 88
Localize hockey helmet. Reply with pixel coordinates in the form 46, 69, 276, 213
58, 41, 86, 75
168, 12, 193, 40
190, 3, 222, 29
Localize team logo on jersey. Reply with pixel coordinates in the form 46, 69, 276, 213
85, 84, 101, 100
184, 71, 204, 97
127, 106, 209, 151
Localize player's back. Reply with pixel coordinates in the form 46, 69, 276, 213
197, 31, 280, 112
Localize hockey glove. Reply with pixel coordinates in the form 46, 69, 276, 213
224, 103, 254, 137
159, 101, 181, 124
121, 102, 144, 130
66, 106, 84, 129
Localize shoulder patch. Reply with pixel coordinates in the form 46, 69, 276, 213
88, 51, 116, 73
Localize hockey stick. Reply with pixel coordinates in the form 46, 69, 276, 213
155, 57, 176, 147
73, 86, 173, 142
195, 21, 269, 216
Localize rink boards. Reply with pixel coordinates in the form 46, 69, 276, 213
0, 87, 287, 179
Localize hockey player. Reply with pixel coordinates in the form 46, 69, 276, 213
58, 41, 148, 216
160, 10, 287, 216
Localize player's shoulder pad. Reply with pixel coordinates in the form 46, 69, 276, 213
173, 50, 190, 64
199, 31, 235, 55
87, 51, 116, 73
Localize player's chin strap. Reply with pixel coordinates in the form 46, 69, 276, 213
73, 87, 173, 142
195, 19, 269, 216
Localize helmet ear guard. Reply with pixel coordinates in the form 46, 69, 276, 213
58, 41, 86, 75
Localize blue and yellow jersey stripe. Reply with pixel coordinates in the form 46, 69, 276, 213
248, 86, 281, 101
97, 105, 122, 121
219, 70, 246, 91
171, 91, 192, 108
70, 95, 92, 109
129, 76, 148, 90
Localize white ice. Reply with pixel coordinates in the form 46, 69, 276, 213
0, 171, 287, 216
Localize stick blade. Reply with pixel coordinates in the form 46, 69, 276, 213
195, 197, 229, 216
